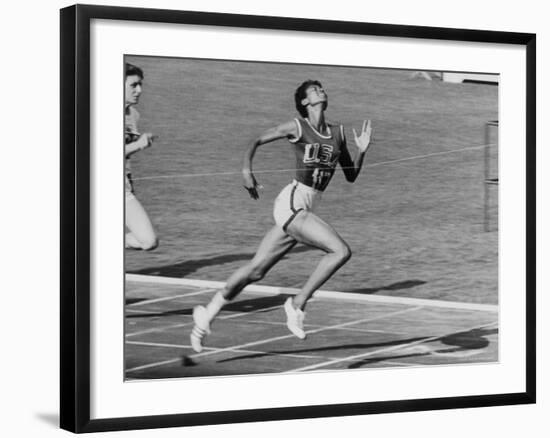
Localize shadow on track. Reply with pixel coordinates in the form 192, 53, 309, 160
349, 279, 426, 295
216, 336, 430, 363
127, 246, 313, 278
126, 293, 293, 317
347, 327, 498, 368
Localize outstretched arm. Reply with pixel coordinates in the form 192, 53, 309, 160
125, 133, 157, 158
339, 119, 373, 182
242, 120, 298, 199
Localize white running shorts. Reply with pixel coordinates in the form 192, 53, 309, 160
273, 180, 322, 232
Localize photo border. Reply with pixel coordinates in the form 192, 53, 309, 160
60, 4, 536, 433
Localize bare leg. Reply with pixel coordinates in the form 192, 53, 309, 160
223, 225, 297, 300
190, 225, 296, 352
286, 212, 351, 310
125, 195, 158, 250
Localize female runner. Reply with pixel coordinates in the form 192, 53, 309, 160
124, 63, 158, 251
190, 80, 372, 351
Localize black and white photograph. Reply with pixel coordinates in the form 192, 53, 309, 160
52, 2, 538, 434
3, 0, 547, 436
123, 57, 500, 380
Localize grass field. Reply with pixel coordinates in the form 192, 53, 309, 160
125, 55, 498, 305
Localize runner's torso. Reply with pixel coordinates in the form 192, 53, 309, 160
125, 106, 141, 174
289, 117, 344, 191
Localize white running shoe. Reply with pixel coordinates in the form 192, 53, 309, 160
190, 305, 211, 353
284, 297, 306, 339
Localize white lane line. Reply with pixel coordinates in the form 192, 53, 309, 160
126, 308, 156, 314
285, 321, 497, 373
126, 312, 409, 333
126, 340, 339, 362
125, 306, 422, 372
383, 361, 423, 367
233, 318, 410, 335
193, 307, 423, 360
125, 302, 283, 338
127, 274, 226, 289
126, 288, 217, 307
126, 358, 180, 373
132, 143, 496, 181
126, 274, 498, 313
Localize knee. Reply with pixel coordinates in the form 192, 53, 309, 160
247, 264, 266, 283
334, 243, 352, 264
141, 236, 159, 251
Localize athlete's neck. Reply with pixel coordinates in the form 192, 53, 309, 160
305, 111, 326, 134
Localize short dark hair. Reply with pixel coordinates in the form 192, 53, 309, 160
125, 63, 144, 79
294, 79, 325, 117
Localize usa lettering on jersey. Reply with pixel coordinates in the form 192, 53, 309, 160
303, 143, 335, 165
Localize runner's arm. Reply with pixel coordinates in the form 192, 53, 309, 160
125, 133, 156, 158
243, 120, 298, 199
339, 120, 372, 182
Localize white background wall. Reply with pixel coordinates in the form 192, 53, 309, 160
1, 0, 546, 437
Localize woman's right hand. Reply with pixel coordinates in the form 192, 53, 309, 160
243, 170, 261, 200
136, 132, 156, 150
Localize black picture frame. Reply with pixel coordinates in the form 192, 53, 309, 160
60, 4, 536, 433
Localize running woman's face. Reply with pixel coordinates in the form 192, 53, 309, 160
303, 84, 328, 109
125, 75, 143, 106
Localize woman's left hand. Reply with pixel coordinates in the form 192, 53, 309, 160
353, 119, 373, 153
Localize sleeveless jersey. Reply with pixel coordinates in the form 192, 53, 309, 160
288, 117, 345, 191
124, 106, 141, 174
